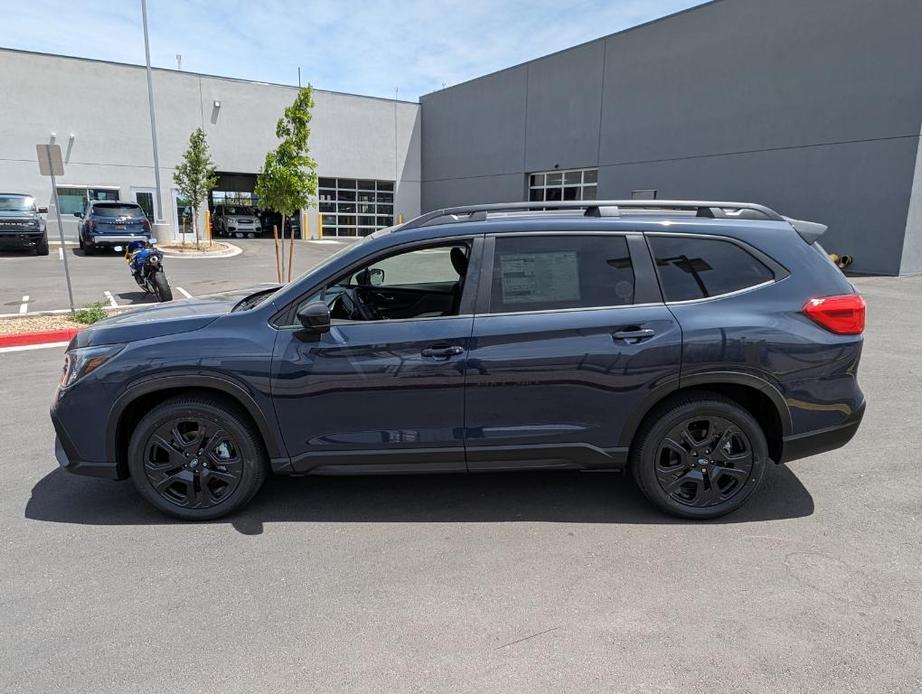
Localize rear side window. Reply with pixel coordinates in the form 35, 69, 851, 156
649, 236, 774, 302
489, 235, 634, 313
92, 204, 144, 218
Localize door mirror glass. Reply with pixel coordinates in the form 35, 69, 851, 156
297, 301, 331, 333
38, 206, 48, 214
73, 212, 82, 218
368, 268, 385, 286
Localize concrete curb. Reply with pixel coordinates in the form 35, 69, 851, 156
0, 328, 80, 349
159, 242, 242, 259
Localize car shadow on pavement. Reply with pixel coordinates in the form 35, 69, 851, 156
25, 464, 813, 535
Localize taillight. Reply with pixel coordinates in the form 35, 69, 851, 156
802, 294, 866, 335
88, 220, 97, 232
143, 219, 151, 232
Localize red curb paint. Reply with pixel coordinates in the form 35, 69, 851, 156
0, 328, 80, 348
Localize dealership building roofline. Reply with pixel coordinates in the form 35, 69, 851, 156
0, 45, 419, 105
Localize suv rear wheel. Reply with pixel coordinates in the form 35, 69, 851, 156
127, 395, 267, 520
631, 393, 768, 519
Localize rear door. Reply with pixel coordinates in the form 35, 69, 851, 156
464, 232, 681, 469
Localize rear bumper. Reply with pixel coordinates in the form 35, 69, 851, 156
91, 234, 149, 245
780, 400, 865, 463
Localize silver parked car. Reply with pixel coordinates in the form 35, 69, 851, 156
212, 204, 261, 238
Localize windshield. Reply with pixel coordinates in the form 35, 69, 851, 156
224, 206, 255, 216
0, 195, 36, 212
93, 204, 144, 218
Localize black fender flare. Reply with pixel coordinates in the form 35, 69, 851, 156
617, 370, 793, 449
106, 372, 288, 465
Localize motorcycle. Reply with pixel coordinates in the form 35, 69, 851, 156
115, 239, 173, 302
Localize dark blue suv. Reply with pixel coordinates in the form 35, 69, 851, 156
76, 200, 151, 254
50, 200, 866, 520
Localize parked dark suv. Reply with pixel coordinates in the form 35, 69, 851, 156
0, 193, 49, 255
51, 200, 866, 521
77, 200, 151, 254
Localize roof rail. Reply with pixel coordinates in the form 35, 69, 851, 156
399, 200, 786, 230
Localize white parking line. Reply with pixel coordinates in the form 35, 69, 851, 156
19, 296, 29, 314
58, 247, 63, 260
0, 341, 70, 354
176, 286, 192, 299
103, 291, 119, 308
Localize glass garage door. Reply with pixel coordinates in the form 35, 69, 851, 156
318, 178, 394, 237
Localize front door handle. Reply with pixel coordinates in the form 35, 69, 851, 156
612, 328, 656, 343
421, 345, 464, 359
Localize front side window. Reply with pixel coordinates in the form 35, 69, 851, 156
489, 235, 634, 314
298, 241, 472, 322
649, 236, 775, 302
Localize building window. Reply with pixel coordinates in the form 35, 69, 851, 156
56, 186, 119, 215
528, 168, 597, 202
318, 178, 395, 237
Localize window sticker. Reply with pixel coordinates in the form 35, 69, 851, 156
499, 251, 580, 304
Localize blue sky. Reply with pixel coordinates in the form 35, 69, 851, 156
1, 0, 706, 100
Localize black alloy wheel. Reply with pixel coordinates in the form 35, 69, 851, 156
128, 396, 267, 520
631, 393, 768, 519
143, 418, 244, 509
654, 416, 754, 508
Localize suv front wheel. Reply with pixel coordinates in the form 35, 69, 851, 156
127, 395, 267, 520
631, 393, 768, 519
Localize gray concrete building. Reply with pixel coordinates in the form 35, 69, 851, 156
2, 0, 921, 274
420, 0, 922, 276
0, 48, 420, 241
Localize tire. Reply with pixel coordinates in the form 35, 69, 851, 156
35, 234, 49, 255
84, 241, 95, 255
78, 235, 85, 250
152, 271, 173, 302
630, 392, 769, 520
126, 395, 268, 520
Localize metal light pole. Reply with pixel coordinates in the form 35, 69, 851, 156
141, 0, 164, 222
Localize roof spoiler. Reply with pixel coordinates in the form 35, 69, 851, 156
784, 217, 827, 244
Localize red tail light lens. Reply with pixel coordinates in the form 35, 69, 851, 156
143, 219, 152, 232
802, 294, 866, 334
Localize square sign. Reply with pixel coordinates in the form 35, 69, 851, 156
36, 144, 64, 176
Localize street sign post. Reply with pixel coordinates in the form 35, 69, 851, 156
36, 143, 76, 315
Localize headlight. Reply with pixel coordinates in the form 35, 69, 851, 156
60, 344, 124, 388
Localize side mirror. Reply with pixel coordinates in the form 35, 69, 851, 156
150, 237, 158, 244
368, 268, 385, 286
297, 301, 331, 333
38, 206, 48, 214
73, 212, 82, 218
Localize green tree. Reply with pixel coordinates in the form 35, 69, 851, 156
255, 86, 318, 279
172, 128, 217, 249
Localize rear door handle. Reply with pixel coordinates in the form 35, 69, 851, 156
421, 345, 464, 359
612, 328, 656, 343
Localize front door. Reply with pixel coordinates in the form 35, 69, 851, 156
270, 238, 479, 473
464, 232, 682, 470
131, 187, 156, 224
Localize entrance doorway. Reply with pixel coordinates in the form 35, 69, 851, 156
131, 187, 156, 223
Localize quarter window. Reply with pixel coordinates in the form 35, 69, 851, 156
489, 235, 634, 313
649, 236, 775, 302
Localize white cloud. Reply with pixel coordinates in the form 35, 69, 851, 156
0, 0, 707, 99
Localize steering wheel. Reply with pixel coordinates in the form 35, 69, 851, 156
336, 286, 379, 321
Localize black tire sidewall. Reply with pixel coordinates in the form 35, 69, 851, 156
153, 272, 172, 302
633, 399, 769, 520
127, 399, 266, 520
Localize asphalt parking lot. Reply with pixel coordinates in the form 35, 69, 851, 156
0, 238, 350, 315
1, 269, 921, 692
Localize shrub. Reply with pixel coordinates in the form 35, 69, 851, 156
73, 302, 108, 325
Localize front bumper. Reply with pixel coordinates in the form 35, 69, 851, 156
52, 410, 122, 480
0, 231, 43, 248
780, 400, 866, 463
